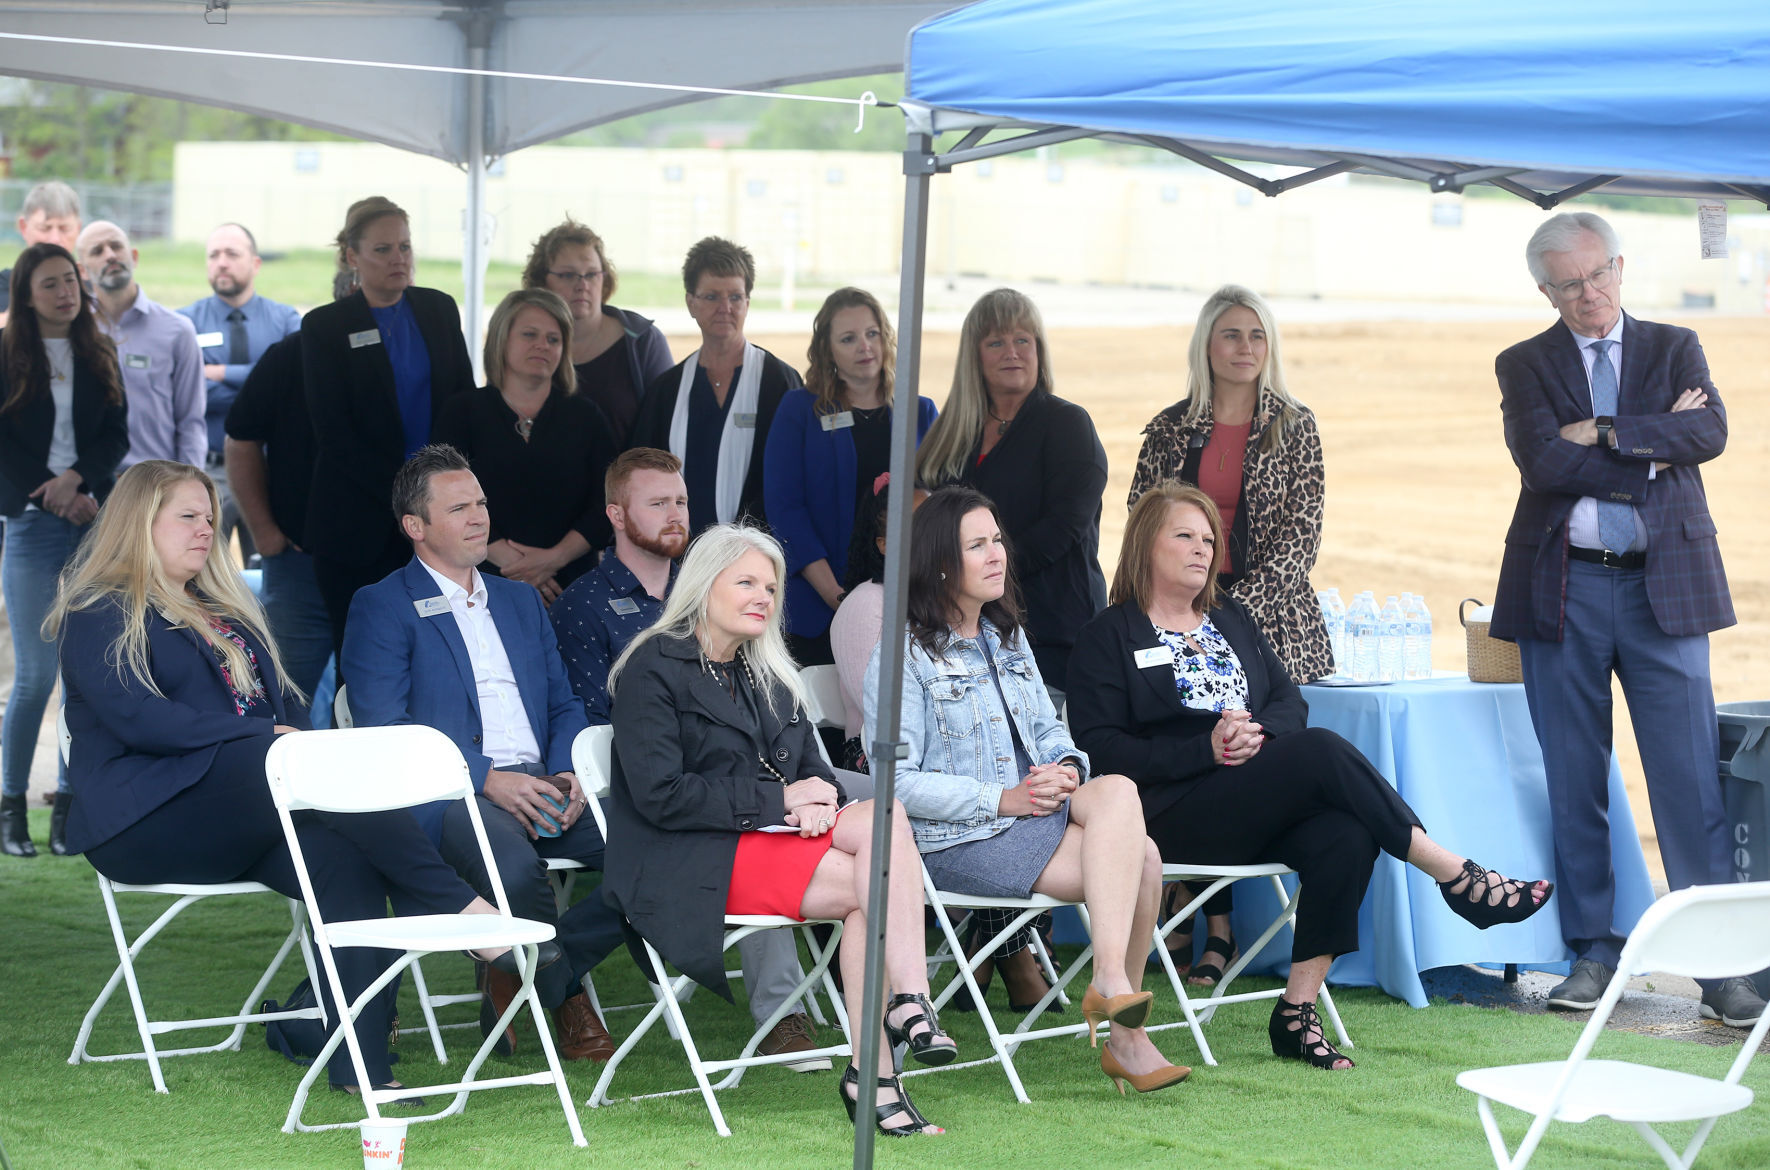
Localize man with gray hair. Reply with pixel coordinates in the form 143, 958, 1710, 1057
0, 180, 83, 328
77, 219, 206, 468
1491, 210, 1761, 1027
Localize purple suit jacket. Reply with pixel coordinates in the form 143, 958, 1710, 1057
1491, 313, 1733, 643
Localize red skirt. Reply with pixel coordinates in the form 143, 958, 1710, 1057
725, 807, 849, 919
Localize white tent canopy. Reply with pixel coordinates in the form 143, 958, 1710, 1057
0, 0, 949, 340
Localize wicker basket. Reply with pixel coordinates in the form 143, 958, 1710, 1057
1460, 598, 1523, 684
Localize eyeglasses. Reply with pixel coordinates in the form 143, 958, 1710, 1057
546, 269, 603, 286
1544, 259, 1618, 301
693, 292, 749, 306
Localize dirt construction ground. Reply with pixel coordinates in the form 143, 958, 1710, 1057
8, 315, 1765, 885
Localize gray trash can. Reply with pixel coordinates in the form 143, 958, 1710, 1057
1717, 701, 1770, 997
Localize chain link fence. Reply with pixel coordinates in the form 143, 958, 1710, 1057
1, 179, 173, 241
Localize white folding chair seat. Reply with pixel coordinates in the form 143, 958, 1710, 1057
914, 868, 1094, 1103
1457, 882, 1770, 1170
59, 708, 324, 1093
573, 726, 852, 1136
1148, 862, 1351, 1066
265, 725, 585, 1145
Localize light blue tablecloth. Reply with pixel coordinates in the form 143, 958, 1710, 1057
1216, 672, 1658, 1007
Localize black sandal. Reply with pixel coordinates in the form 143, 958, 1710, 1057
1187, 935, 1237, 986
839, 1065, 943, 1136
884, 992, 957, 1066
1268, 997, 1354, 1070
1438, 859, 1553, 929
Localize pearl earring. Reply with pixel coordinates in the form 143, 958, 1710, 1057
940, 572, 946, 580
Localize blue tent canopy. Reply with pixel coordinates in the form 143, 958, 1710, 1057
901, 0, 1770, 206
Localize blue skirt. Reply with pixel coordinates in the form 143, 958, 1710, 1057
921, 804, 1070, 899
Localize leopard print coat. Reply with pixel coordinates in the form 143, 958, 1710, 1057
1129, 391, 1334, 682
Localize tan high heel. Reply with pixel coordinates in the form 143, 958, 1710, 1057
1078, 985, 1155, 1046
1100, 1041, 1191, 1095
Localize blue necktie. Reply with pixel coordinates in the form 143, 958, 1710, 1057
1589, 339, 1635, 553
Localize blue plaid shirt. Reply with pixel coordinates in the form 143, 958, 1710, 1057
550, 552, 677, 723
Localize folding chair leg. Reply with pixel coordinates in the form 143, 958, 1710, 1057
105, 885, 170, 1093
408, 957, 452, 1064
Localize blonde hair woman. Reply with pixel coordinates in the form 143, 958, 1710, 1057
605, 524, 956, 1137
51, 460, 518, 1101
762, 287, 937, 664
914, 289, 1107, 697
435, 288, 617, 603
1129, 284, 1330, 683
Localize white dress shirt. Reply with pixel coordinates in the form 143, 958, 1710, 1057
1567, 315, 1649, 552
417, 558, 543, 768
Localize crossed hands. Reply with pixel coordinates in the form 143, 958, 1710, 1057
783, 775, 842, 838
487, 539, 565, 604
1211, 709, 1264, 767
485, 767, 586, 839
1559, 387, 1707, 473
29, 471, 97, 525
1000, 760, 1080, 818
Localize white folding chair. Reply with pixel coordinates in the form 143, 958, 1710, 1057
1148, 862, 1351, 1066
264, 725, 585, 1145
1457, 882, 1770, 1170
914, 868, 1094, 1103
574, 726, 852, 1136
332, 684, 353, 729
60, 709, 324, 1094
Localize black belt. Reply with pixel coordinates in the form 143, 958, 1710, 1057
1569, 546, 1645, 569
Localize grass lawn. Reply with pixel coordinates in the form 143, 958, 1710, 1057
126, 241, 687, 318
4, 809, 1768, 1170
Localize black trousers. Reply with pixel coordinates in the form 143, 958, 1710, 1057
313, 539, 410, 667
439, 794, 627, 1009
86, 734, 479, 1086
1144, 727, 1421, 962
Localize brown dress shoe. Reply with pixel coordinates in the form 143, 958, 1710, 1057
478, 961, 519, 1057
758, 1011, 830, 1072
554, 992, 614, 1061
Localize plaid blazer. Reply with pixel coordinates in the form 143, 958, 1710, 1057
1491, 314, 1734, 642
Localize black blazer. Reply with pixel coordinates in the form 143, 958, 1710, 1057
605, 633, 841, 997
60, 598, 301, 856
0, 339, 129, 516
1067, 596, 1306, 824
299, 287, 475, 564
957, 391, 1108, 657
627, 347, 800, 533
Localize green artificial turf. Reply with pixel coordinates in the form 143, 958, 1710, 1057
3, 818, 1767, 1170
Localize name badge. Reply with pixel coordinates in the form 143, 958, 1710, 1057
195, 331, 225, 349
413, 596, 450, 618
608, 597, 641, 616
349, 329, 383, 349
1133, 646, 1175, 669
820, 411, 855, 431
733, 412, 757, 429
125, 353, 150, 370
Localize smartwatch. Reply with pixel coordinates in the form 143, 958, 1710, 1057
1594, 415, 1614, 450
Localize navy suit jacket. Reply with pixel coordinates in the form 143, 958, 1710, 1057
1492, 313, 1732, 642
61, 599, 299, 855
342, 557, 588, 839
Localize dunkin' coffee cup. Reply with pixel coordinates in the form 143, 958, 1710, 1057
361, 1118, 408, 1168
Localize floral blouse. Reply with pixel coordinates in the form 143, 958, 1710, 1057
1152, 616, 1249, 713
208, 616, 270, 718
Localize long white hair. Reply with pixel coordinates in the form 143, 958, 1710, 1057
607, 524, 805, 715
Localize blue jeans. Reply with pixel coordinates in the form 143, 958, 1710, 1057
2, 509, 82, 796
259, 547, 334, 708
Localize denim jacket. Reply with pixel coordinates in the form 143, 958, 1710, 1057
864, 618, 1089, 853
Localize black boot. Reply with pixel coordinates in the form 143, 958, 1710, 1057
49, 791, 73, 856
1, 794, 37, 858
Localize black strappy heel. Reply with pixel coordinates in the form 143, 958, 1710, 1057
839, 1065, 943, 1136
883, 991, 958, 1067
1269, 997, 1354, 1070
1438, 859, 1553, 929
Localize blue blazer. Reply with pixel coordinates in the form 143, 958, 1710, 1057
761, 389, 937, 637
61, 599, 300, 855
342, 557, 589, 839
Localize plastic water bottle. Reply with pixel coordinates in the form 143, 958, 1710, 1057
1377, 595, 1405, 682
1404, 594, 1433, 680
1346, 592, 1379, 682
1317, 588, 1347, 677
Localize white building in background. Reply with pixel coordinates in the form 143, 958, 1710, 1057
173, 141, 1770, 316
